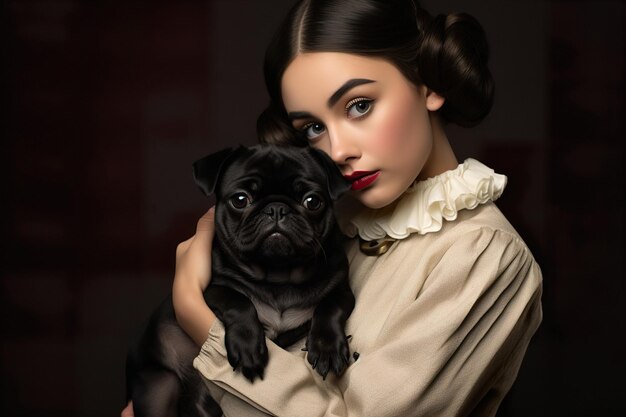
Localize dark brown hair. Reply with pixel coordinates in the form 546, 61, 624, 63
257, 0, 494, 145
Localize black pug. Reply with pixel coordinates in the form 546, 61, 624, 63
125, 144, 355, 417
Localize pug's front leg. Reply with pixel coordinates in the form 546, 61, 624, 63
203, 284, 268, 382
305, 281, 355, 380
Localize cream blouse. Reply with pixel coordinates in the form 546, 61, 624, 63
193, 158, 543, 417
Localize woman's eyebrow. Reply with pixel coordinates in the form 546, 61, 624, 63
287, 78, 376, 121
288, 111, 313, 121
327, 78, 375, 108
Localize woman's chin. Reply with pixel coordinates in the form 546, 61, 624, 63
353, 186, 404, 210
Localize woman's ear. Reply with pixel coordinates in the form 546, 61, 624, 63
424, 88, 445, 111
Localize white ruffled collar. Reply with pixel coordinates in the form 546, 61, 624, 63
336, 158, 507, 241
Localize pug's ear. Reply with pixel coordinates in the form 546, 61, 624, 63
307, 147, 351, 201
192, 146, 244, 196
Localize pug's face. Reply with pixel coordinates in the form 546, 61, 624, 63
193, 145, 350, 267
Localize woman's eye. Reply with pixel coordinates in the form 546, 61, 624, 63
302, 194, 323, 211
302, 122, 326, 140
230, 192, 251, 209
346, 98, 373, 119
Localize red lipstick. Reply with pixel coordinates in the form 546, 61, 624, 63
345, 171, 380, 191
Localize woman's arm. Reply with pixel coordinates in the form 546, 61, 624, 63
192, 227, 543, 417
172, 207, 217, 347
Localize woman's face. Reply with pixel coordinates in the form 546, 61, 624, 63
281, 52, 443, 209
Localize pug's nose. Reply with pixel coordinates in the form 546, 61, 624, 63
264, 202, 291, 221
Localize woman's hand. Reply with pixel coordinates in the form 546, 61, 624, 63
172, 207, 218, 347
121, 400, 133, 417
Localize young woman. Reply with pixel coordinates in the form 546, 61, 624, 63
123, 0, 543, 416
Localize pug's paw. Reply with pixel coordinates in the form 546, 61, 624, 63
224, 322, 268, 382
305, 325, 350, 380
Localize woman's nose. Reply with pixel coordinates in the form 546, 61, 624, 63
328, 129, 360, 165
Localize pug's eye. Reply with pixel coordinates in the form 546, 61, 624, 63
230, 192, 251, 209
302, 194, 323, 211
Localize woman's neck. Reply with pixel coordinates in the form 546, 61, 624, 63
415, 112, 459, 182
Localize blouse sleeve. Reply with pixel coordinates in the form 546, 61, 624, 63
192, 227, 543, 417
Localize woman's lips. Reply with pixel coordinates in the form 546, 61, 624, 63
345, 171, 381, 191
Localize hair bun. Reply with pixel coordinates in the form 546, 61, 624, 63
417, 12, 494, 127
257, 102, 307, 146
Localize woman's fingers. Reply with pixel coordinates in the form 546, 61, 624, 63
174, 207, 215, 291
195, 206, 215, 235
171, 208, 218, 344
121, 400, 134, 417
176, 207, 214, 260
176, 236, 194, 258
187, 207, 215, 262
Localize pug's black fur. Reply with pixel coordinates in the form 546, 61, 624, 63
125, 144, 355, 417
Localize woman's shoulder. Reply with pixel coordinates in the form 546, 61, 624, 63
345, 202, 542, 317
400, 202, 542, 290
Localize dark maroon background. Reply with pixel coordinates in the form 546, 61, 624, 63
2, 1, 624, 416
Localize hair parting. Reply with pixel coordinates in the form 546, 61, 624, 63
257, 0, 494, 144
